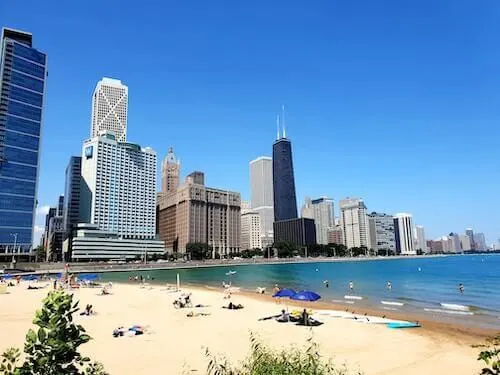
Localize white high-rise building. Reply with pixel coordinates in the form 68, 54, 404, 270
241, 211, 262, 250
415, 225, 427, 253
303, 197, 334, 245
393, 213, 415, 255
249, 156, 274, 246
368, 212, 396, 253
91, 78, 128, 142
459, 235, 471, 251
80, 131, 156, 238
241, 200, 251, 214
339, 198, 370, 249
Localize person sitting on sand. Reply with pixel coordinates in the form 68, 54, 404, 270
276, 309, 290, 322
80, 304, 94, 316
223, 302, 243, 310
101, 286, 110, 295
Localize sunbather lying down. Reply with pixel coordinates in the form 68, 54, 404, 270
80, 304, 95, 316
112, 325, 149, 337
186, 311, 211, 317
222, 302, 243, 310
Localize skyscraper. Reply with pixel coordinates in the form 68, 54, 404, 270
459, 234, 471, 251
414, 225, 427, 253
465, 228, 475, 250
80, 131, 156, 238
393, 213, 416, 255
474, 233, 487, 251
272, 130, 297, 221
0, 28, 48, 253
339, 198, 370, 249
161, 147, 180, 194
302, 197, 334, 245
62, 156, 81, 236
249, 156, 274, 245
91, 78, 128, 142
240, 210, 262, 250
367, 212, 395, 253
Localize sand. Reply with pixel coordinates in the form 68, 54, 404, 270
0, 281, 489, 375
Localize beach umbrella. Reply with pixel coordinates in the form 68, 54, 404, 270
79, 273, 99, 281
22, 275, 38, 281
290, 290, 321, 302
273, 288, 296, 298
2, 274, 13, 279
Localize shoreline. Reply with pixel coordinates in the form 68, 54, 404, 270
7, 253, 450, 276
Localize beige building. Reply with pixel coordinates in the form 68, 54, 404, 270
161, 147, 180, 194
158, 172, 241, 256
241, 211, 262, 250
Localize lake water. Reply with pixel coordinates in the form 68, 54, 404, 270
101, 254, 500, 329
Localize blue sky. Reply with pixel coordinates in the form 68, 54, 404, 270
2, 0, 499, 245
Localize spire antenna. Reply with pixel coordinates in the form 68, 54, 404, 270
276, 114, 280, 140
282, 105, 286, 138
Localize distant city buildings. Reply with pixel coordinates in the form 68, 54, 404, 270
327, 226, 343, 245
91, 78, 128, 141
414, 225, 427, 253
62, 156, 81, 236
474, 232, 487, 251
274, 218, 316, 247
157, 171, 241, 256
465, 228, 475, 250
339, 198, 370, 249
393, 213, 415, 255
249, 157, 274, 246
240, 210, 262, 250
161, 147, 180, 195
0, 28, 48, 253
459, 234, 472, 251
301, 197, 334, 245
367, 212, 395, 253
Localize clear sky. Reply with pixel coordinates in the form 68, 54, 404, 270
2, 0, 499, 246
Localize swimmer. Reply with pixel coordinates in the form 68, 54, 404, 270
323, 280, 329, 288
386, 281, 392, 291
348, 281, 354, 292
458, 283, 464, 294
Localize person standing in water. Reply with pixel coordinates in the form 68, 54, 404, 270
386, 281, 392, 291
323, 280, 329, 288
348, 281, 354, 292
458, 283, 464, 294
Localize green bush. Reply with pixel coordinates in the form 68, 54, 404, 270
475, 335, 500, 375
0, 290, 107, 375
205, 333, 361, 375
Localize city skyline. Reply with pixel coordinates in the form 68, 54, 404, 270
3, 1, 498, 246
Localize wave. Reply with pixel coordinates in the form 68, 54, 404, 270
424, 308, 474, 316
344, 295, 363, 300
440, 303, 471, 312
381, 300, 404, 307
332, 299, 355, 304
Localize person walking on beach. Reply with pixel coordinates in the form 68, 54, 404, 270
458, 283, 464, 294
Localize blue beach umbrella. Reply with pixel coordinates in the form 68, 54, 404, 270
79, 273, 99, 281
273, 288, 296, 298
290, 291, 321, 302
22, 275, 38, 281
2, 274, 13, 279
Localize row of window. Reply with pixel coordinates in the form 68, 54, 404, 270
0, 162, 37, 180
5, 115, 40, 136
0, 228, 32, 244
0, 211, 33, 227
11, 56, 45, 79
4, 146, 38, 165
0, 194, 35, 211
13, 42, 46, 65
8, 85, 43, 107
10, 71, 44, 93
4, 129, 39, 150
8, 100, 42, 122
0, 178, 36, 196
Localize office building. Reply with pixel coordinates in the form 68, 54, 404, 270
273, 218, 316, 247
272, 130, 297, 221
300, 197, 314, 219
327, 226, 343, 245
393, 213, 416, 255
91, 78, 128, 142
46, 216, 64, 261
339, 198, 370, 249
448, 232, 461, 252
311, 197, 334, 245
43, 207, 56, 250
157, 172, 241, 255
161, 147, 180, 194
249, 156, 274, 246
474, 233, 487, 251
0, 28, 48, 253
415, 225, 427, 253
186, 171, 204, 185
465, 228, 475, 250
427, 239, 443, 253
367, 212, 396, 253
80, 131, 157, 238
62, 156, 81, 236
459, 235, 471, 251
241, 210, 262, 250
241, 200, 251, 214
70, 224, 164, 261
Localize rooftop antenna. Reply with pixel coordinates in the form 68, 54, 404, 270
282, 105, 286, 138
276, 114, 280, 140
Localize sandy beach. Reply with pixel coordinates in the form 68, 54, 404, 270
0, 281, 489, 375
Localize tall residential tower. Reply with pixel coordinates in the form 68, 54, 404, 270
393, 213, 416, 255
0, 28, 48, 253
91, 78, 128, 142
272, 129, 297, 221
161, 147, 180, 194
249, 156, 274, 246
339, 198, 370, 249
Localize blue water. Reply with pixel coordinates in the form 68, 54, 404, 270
101, 254, 500, 328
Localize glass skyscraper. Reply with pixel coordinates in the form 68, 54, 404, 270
272, 137, 298, 221
0, 28, 47, 253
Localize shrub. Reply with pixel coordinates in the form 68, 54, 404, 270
205, 333, 361, 375
0, 290, 107, 375
475, 335, 500, 375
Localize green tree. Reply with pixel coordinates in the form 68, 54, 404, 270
474, 335, 500, 375
0, 290, 106, 375
34, 246, 46, 262
186, 243, 212, 260
205, 333, 359, 375
273, 242, 299, 258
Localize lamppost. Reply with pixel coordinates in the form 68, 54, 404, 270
10, 233, 18, 267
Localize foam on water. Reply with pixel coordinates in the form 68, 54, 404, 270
424, 308, 474, 316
